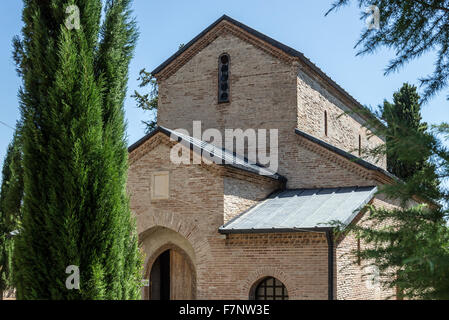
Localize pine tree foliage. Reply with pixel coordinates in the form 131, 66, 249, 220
382, 83, 427, 178
325, 2, 449, 295
326, 0, 449, 101
12, 0, 142, 299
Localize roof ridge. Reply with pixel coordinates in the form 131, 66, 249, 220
151, 14, 384, 128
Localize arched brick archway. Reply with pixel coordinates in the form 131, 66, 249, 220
138, 211, 213, 300
138, 211, 211, 268
241, 267, 296, 299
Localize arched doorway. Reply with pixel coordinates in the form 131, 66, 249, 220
149, 246, 195, 300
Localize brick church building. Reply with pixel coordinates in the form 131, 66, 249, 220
127, 15, 399, 300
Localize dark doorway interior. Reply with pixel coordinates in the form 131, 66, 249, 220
150, 250, 170, 300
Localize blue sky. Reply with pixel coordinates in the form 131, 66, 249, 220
1, 0, 448, 173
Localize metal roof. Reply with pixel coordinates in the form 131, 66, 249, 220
219, 186, 377, 234
128, 126, 286, 181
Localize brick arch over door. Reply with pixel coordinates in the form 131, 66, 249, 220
138, 211, 212, 298
241, 267, 297, 299
139, 211, 211, 265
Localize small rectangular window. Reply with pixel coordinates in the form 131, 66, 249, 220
358, 135, 362, 156
151, 171, 169, 200
324, 111, 328, 136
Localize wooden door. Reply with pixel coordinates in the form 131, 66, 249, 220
170, 249, 194, 300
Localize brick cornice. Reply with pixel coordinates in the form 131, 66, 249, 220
296, 134, 374, 182
128, 132, 165, 165
226, 232, 327, 246
128, 132, 223, 178
128, 130, 282, 186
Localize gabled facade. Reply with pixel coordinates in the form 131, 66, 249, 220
127, 15, 398, 300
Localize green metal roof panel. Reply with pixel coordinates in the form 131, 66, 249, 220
219, 186, 377, 233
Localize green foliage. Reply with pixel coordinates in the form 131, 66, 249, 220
131, 69, 158, 133
0, 128, 24, 296
12, 0, 142, 299
336, 201, 449, 300
332, 107, 449, 298
381, 83, 440, 199
131, 44, 184, 133
325, 6, 449, 296
326, 0, 449, 101
382, 83, 426, 178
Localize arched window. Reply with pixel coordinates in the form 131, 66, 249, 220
253, 277, 288, 300
218, 54, 230, 103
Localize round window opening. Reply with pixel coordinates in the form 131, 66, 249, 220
251, 276, 288, 300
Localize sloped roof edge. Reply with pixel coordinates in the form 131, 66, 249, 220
151, 14, 384, 129
128, 127, 165, 153
128, 126, 286, 181
295, 128, 397, 181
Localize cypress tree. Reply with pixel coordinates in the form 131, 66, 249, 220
382, 83, 427, 178
380, 83, 440, 200
0, 128, 24, 299
13, 0, 141, 299
94, 0, 142, 299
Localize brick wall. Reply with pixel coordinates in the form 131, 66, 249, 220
335, 196, 400, 300
128, 135, 331, 299
215, 232, 330, 300
296, 69, 387, 169
158, 32, 297, 141
128, 133, 401, 300
282, 134, 377, 189
223, 175, 280, 223
157, 29, 386, 186
157, 30, 300, 188
128, 136, 225, 238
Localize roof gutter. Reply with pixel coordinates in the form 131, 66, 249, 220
325, 230, 335, 300
218, 226, 333, 235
